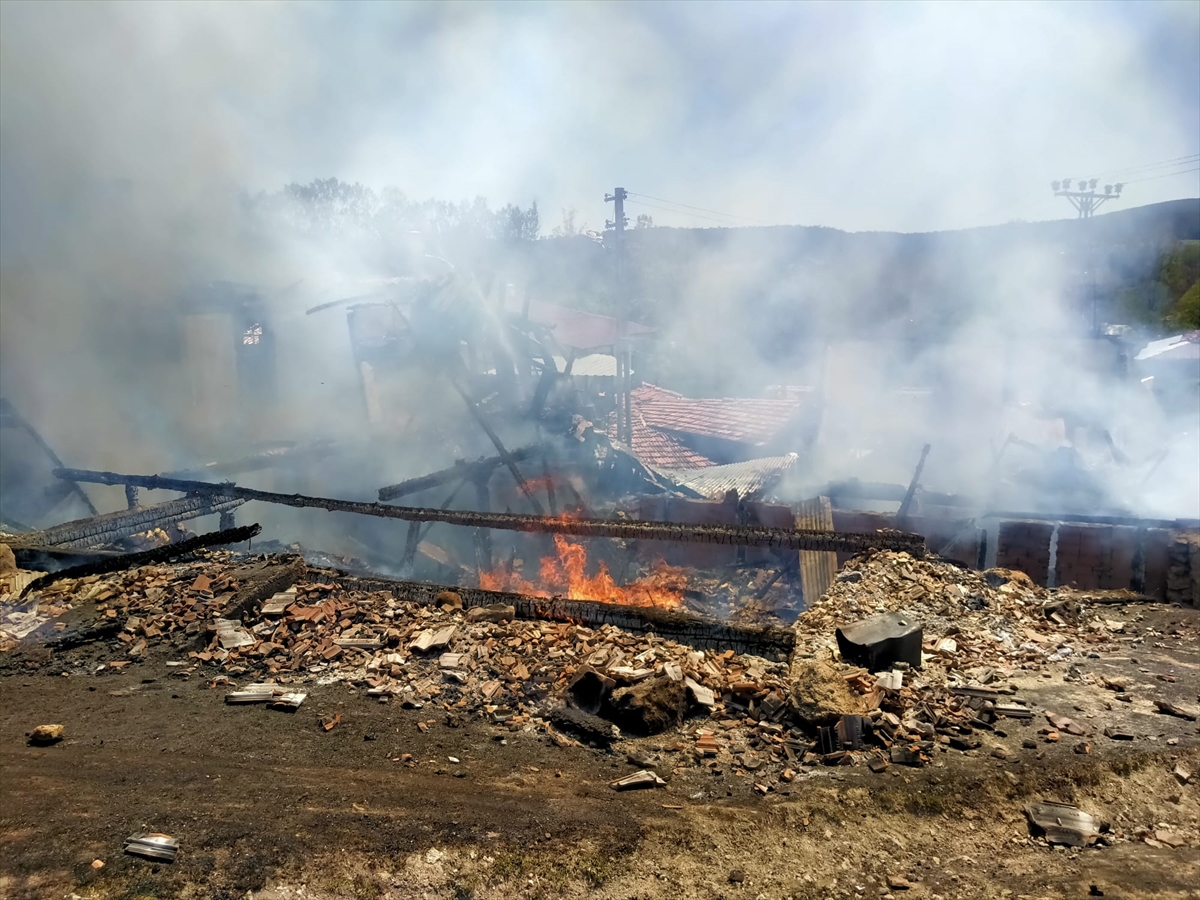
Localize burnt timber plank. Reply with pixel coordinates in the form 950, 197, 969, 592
6, 494, 244, 550
55, 467, 928, 557
319, 570, 796, 660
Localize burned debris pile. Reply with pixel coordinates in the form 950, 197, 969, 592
5, 539, 1193, 792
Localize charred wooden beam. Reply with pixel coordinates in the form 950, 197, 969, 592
378, 445, 539, 501
55, 468, 927, 556
7, 493, 244, 550
319, 570, 797, 660
0, 397, 98, 516
896, 443, 932, 526
161, 441, 343, 480
13, 545, 128, 572
19, 524, 261, 597
451, 378, 544, 515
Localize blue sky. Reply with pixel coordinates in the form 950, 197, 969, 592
2, 0, 1198, 236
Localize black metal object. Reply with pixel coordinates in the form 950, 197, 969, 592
836, 612, 924, 671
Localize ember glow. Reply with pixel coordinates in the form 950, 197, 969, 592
480, 533, 686, 609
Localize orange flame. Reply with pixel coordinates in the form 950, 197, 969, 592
480, 533, 685, 609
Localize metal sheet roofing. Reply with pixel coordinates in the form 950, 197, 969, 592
651, 454, 799, 500
1136, 331, 1200, 362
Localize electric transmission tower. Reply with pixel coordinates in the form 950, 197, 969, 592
1051, 178, 1126, 335
1051, 178, 1124, 218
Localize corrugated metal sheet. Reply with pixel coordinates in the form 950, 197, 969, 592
796, 496, 836, 604
651, 453, 798, 500
639, 392, 811, 443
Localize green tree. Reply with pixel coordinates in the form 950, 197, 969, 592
1168, 281, 1200, 329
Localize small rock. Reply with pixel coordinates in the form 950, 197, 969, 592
28, 724, 65, 746
728, 868, 745, 884
435, 591, 462, 611
465, 603, 514, 624
91, 859, 104, 870
887, 874, 912, 890
607, 676, 686, 735
1154, 830, 1186, 848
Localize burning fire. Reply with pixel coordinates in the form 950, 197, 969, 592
480, 533, 686, 609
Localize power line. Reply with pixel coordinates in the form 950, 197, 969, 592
624, 197, 749, 227
1124, 166, 1200, 184
1086, 153, 1199, 179
625, 191, 774, 226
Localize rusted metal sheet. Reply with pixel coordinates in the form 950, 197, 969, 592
796, 496, 837, 604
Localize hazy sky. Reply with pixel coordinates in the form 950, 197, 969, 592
1, 0, 1198, 239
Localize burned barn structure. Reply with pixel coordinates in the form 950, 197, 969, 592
3, 253, 1197, 625
2, 227, 1199, 646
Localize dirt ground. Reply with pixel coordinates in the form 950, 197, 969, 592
2, 602, 1199, 900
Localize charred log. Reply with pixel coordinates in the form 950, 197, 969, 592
56, 468, 927, 557
222, 556, 308, 622
317, 570, 797, 659
18, 524, 261, 597
161, 441, 343, 480
0, 397, 98, 517
378, 445, 540, 501
6, 493, 244, 550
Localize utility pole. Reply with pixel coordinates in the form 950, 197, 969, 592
605, 187, 632, 447
1052, 178, 1125, 336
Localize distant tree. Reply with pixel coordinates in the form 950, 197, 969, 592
497, 201, 539, 242
550, 207, 580, 237
634, 213, 654, 229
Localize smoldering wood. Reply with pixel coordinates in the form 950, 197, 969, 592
450, 378, 545, 515
18, 524, 262, 597
318, 569, 797, 659
472, 476, 493, 572
6, 493, 245, 550
223, 556, 308, 622
0, 398, 99, 518
12, 545, 128, 571
378, 445, 540, 501
895, 443, 932, 526
55, 467, 929, 556
42, 618, 125, 652
401, 477, 471, 575
160, 441, 343, 480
